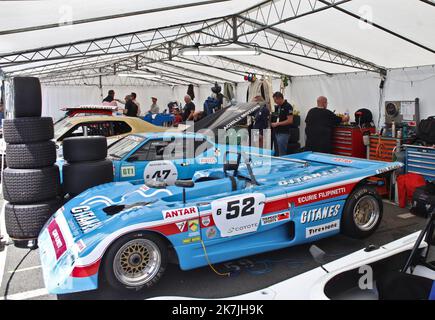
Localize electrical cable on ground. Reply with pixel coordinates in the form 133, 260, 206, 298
200, 240, 230, 277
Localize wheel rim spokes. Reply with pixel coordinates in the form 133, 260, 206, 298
353, 195, 380, 231
113, 239, 161, 287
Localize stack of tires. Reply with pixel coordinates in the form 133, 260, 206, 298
62, 136, 114, 197
288, 114, 301, 154
3, 77, 62, 245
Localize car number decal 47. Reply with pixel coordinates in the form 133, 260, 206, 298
211, 193, 265, 237
144, 160, 178, 185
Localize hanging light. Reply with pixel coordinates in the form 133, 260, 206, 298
179, 46, 261, 56
118, 72, 162, 79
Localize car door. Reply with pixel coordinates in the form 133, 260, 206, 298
109, 135, 146, 182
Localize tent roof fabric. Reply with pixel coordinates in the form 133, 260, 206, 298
0, 0, 434, 85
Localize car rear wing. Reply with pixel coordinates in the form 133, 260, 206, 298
288, 152, 403, 172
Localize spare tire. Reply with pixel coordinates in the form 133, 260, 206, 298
63, 136, 107, 162
12, 77, 42, 118
6, 141, 56, 169
3, 117, 54, 144
3, 166, 61, 203
63, 160, 114, 196
5, 198, 62, 240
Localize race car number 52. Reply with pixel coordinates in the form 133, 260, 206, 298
212, 193, 265, 237
221, 198, 255, 219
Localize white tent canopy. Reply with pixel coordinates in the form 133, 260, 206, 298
1, 0, 434, 85
1, 0, 434, 146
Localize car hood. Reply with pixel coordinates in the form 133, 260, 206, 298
183, 102, 263, 134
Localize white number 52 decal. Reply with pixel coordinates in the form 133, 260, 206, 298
212, 193, 265, 237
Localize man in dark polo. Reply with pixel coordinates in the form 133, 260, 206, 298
271, 92, 293, 156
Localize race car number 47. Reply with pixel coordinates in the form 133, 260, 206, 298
211, 193, 265, 237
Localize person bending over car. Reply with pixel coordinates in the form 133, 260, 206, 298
305, 96, 349, 154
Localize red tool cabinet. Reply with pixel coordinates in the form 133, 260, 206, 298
332, 125, 376, 158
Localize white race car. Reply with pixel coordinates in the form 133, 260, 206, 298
153, 210, 435, 300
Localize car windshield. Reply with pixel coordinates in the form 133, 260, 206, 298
54, 117, 74, 140
108, 135, 145, 159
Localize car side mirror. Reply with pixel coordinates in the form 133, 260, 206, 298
145, 179, 167, 189
175, 180, 195, 204
175, 180, 195, 188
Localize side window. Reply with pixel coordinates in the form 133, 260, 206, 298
194, 139, 213, 157
130, 139, 190, 162
113, 121, 132, 135
70, 125, 85, 137
64, 121, 113, 138
59, 122, 116, 141
130, 140, 170, 162
150, 140, 172, 161
164, 139, 185, 160
59, 124, 84, 141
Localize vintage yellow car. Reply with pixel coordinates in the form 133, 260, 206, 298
54, 115, 171, 147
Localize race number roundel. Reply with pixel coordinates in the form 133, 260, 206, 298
144, 160, 178, 185
211, 193, 265, 237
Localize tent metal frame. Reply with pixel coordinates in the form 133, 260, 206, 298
1, 0, 432, 85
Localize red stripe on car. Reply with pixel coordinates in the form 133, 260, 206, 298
71, 260, 101, 278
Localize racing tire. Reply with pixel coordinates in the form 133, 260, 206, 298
12, 77, 42, 118
5, 198, 62, 240
63, 136, 107, 162
62, 160, 114, 196
3, 117, 54, 144
341, 185, 383, 239
6, 141, 56, 169
102, 232, 168, 291
3, 166, 61, 204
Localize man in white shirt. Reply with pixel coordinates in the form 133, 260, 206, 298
150, 97, 160, 114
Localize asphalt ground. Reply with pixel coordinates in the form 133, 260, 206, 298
0, 200, 427, 300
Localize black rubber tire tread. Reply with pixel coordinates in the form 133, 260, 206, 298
3, 166, 61, 203
102, 232, 168, 291
6, 141, 56, 169
3, 117, 54, 144
5, 198, 62, 239
62, 160, 114, 196
341, 185, 383, 239
63, 136, 107, 163
13, 77, 42, 118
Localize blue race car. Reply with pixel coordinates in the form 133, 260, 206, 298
38, 151, 403, 294
107, 132, 268, 185
141, 113, 175, 127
